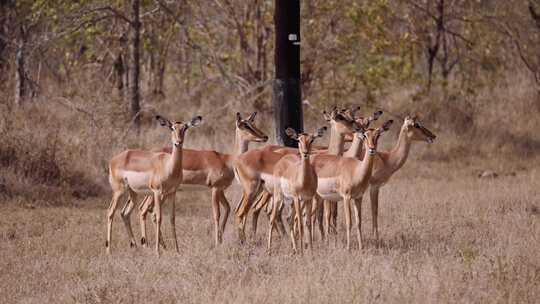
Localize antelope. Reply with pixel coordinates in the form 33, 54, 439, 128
106, 114, 202, 256
366, 116, 436, 240
322, 116, 436, 242
313, 120, 393, 250
234, 107, 361, 242
315, 111, 383, 240
130, 112, 268, 248
267, 127, 327, 253
256, 109, 383, 241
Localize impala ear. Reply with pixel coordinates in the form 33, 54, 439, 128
285, 127, 298, 140
322, 110, 332, 122
314, 126, 327, 138
381, 119, 394, 132
236, 112, 242, 124
188, 115, 203, 128
370, 110, 383, 122
156, 115, 173, 130
247, 111, 257, 122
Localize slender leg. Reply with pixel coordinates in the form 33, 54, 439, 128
323, 199, 331, 246
370, 186, 380, 241
217, 189, 230, 243
310, 197, 317, 241
251, 209, 261, 239
211, 188, 221, 246
252, 191, 271, 239
343, 195, 352, 251
353, 196, 363, 250
317, 198, 324, 241
153, 191, 163, 256
294, 198, 303, 255
330, 201, 338, 235
304, 199, 313, 251
267, 188, 281, 251
120, 192, 137, 248
106, 191, 124, 254
168, 192, 179, 253
234, 193, 248, 243
235, 181, 260, 243
288, 205, 298, 253
311, 196, 324, 242
331, 201, 339, 247
276, 200, 287, 237
145, 197, 167, 250
139, 195, 152, 247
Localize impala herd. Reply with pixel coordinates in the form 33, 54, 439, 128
105, 107, 436, 256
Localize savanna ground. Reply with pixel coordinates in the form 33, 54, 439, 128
2, 151, 540, 303
4, 1, 540, 302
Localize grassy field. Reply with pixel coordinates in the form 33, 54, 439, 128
1, 157, 539, 303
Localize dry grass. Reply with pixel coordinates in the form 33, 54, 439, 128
2, 158, 540, 303
2, 63, 540, 303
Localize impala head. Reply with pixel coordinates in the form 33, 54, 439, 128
285, 126, 327, 159
235, 112, 269, 143
323, 106, 358, 136
342, 110, 384, 142
403, 116, 436, 143
156, 115, 203, 147
363, 120, 394, 155
356, 110, 383, 129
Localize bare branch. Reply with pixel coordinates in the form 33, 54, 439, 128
88, 6, 132, 24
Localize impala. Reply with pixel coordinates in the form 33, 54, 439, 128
321, 116, 436, 242
256, 109, 383, 242
234, 107, 361, 242
106, 114, 202, 256
367, 116, 436, 240
132, 112, 268, 247
313, 120, 393, 250
268, 127, 327, 253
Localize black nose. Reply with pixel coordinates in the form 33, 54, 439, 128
262, 136, 269, 141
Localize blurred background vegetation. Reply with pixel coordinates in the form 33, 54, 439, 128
1, 0, 539, 203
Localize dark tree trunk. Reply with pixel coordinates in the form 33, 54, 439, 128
113, 52, 125, 96
425, 0, 444, 94
273, 0, 302, 147
0, 1, 8, 73
14, 25, 27, 107
130, 0, 141, 130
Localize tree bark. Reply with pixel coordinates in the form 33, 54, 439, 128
273, 0, 302, 147
14, 25, 27, 107
130, 0, 141, 130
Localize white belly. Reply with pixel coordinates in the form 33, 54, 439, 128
120, 170, 152, 194
260, 173, 277, 194
278, 178, 294, 199
317, 177, 342, 201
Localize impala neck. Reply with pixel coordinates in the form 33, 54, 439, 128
234, 129, 250, 156
297, 156, 311, 185
387, 126, 412, 172
354, 141, 375, 183
224, 129, 251, 169
344, 134, 362, 158
169, 142, 184, 177
328, 125, 345, 156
